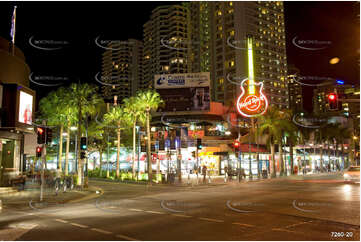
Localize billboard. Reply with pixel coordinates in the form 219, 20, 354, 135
18, 90, 33, 125
155, 73, 210, 112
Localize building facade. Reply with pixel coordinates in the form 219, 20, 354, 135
101, 39, 143, 104
0, 36, 34, 186
143, 5, 191, 88
189, 1, 289, 108
287, 65, 303, 112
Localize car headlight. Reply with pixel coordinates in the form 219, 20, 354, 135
344, 174, 350, 178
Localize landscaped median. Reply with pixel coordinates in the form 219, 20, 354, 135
88, 168, 163, 184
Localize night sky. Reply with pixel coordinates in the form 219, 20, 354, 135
0, 1, 359, 112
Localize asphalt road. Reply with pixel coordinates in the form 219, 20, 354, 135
0, 173, 359, 241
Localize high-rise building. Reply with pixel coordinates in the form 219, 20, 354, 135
101, 39, 143, 104
189, 1, 288, 108
143, 2, 288, 108
287, 65, 303, 112
143, 5, 190, 88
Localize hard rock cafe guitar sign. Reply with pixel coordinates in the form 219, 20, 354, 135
236, 37, 268, 117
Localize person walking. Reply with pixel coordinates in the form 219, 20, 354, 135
202, 165, 207, 184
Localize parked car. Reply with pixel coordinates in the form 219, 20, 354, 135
343, 166, 360, 183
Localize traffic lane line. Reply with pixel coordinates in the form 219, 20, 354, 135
232, 222, 255, 227
144, 210, 165, 214
70, 222, 89, 228
54, 219, 68, 223
199, 217, 224, 223
116, 234, 138, 241
91, 228, 113, 235
128, 208, 143, 212
171, 214, 192, 218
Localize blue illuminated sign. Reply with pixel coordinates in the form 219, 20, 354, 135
336, 80, 344, 85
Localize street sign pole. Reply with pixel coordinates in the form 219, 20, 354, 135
40, 121, 47, 202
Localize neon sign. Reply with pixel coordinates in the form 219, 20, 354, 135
236, 37, 268, 117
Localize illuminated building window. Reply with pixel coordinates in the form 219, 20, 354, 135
230, 60, 235, 67
218, 26, 223, 31
229, 1, 233, 6
217, 11, 222, 16
261, 9, 267, 14
218, 78, 224, 85
230, 30, 235, 36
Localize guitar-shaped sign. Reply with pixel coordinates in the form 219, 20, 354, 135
236, 37, 268, 117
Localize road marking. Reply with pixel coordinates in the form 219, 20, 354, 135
54, 219, 68, 223
128, 208, 143, 212
116, 234, 138, 241
199, 217, 224, 223
145, 210, 165, 214
70, 223, 89, 228
272, 228, 296, 233
285, 221, 311, 228
232, 222, 255, 227
91, 228, 112, 235
171, 214, 192, 218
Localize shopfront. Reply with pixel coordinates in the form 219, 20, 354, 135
0, 130, 23, 186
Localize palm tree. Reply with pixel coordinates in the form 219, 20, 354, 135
137, 90, 164, 184
59, 88, 78, 176
123, 96, 146, 179
258, 107, 282, 178
104, 106, 128, 178
87, 120, 107, 175
39, 89, 68, 174
69, 83, 103, 185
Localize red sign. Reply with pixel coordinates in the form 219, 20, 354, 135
236, 79, 268, 118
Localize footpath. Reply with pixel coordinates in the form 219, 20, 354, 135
89, 171, 343, 188
0, 182, 103, 211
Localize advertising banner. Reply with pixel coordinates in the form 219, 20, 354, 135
155, 72, 211, 112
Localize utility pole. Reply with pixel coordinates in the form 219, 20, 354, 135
40, 121, 47, 202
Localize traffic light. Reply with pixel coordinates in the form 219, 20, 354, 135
36, 146, 42, 157
46, 128, 52, 144
80, 137, 87, 150
37, 127, 46, 144
196, 138, 202, 149
328, 93, 338, 110
80, 151, 86, 159
233, 140, 241, 149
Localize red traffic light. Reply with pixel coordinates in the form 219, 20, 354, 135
37, 127, 44, 134
36, 147, 41, 153
233, 140, 240, 148
328, 93, 336, 101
